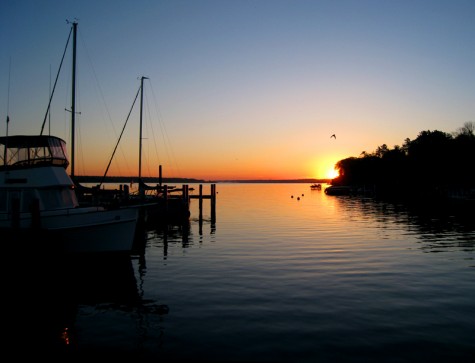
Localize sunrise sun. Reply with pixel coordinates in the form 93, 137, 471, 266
326, 168, 339, 179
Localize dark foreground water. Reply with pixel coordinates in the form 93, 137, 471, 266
3, 183, 475, 362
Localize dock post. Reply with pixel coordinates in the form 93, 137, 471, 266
183, 184, 190, 219
159, 165, 162, 187
124, 184, 129, 200
198, 184, 203, 222
211, 184, 216, 223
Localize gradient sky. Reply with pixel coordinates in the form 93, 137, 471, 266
1, 0, 474, 180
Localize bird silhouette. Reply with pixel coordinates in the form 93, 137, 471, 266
330, 134, 336, 139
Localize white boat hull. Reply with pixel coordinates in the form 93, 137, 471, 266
48, 208, 138, 253
0, 207, 139, 254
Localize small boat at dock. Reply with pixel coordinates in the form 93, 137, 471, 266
324, 185, 353, 196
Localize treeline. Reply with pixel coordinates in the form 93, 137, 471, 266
331, 122, 475, 198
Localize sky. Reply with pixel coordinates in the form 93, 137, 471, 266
1, 0, 474, 180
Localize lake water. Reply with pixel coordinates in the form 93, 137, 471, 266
5, 183, 475, 361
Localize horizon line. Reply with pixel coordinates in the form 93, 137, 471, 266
74, 175, 331, 183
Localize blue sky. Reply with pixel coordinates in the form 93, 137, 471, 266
1, 0, 474, 179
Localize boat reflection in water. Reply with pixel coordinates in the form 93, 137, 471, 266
3, 233, 170, 359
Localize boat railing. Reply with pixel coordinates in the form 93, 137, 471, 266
1, 156, 68, 169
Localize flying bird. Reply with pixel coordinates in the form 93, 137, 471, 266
330, 134, 336, 139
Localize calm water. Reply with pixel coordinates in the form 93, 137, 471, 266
5, 183, 475, 361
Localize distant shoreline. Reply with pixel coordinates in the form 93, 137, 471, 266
74, 176, 331, 184
215, 179, 331, 184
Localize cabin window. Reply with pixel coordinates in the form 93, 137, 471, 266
59, 187, 79, 207
31, 146, 49, 162
15, 147, 30, 165
39, 187, 77, 210
40, 189, 64, 210
49, 138, 68, 160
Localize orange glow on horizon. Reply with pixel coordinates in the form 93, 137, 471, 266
71, 147, 344, 181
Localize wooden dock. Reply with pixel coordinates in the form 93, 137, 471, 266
75, 180, 217, 226
189, 184, 217, 223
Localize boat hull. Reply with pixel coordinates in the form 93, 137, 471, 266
0, 207, 138, 254
52, 216, 137, 253
49, 208, 138, 253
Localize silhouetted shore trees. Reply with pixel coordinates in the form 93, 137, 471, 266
331, 122, 475, 199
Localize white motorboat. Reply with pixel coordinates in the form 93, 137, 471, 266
0, 21, 139, 253
0, 135, 138, 253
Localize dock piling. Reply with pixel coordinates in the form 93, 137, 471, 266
190, 184, 217, 224
211, 183, 216, 223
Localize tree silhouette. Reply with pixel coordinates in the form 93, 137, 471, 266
332, 125, 475, 199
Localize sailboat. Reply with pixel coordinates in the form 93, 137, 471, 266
0, 21, 139, 253
84, 75, 191, 225
133, 76, 191, 223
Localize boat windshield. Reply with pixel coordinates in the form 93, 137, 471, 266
0, 135, 69, 169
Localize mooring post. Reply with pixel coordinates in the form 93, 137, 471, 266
183, 184, 189, 202
199, 184, 203, 221
159, 165, 162, 187
124, 184, 129, 200
211, 184, 216, 223
183, 184, 190, 218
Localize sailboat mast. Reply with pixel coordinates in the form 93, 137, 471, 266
4, 57, 11, 166
139, 77, 143, 181
139, 76, 148, 181
70, 21, 77, 178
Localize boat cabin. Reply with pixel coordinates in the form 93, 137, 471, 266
0, 135, 79, 215
0, 135, 69, 170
